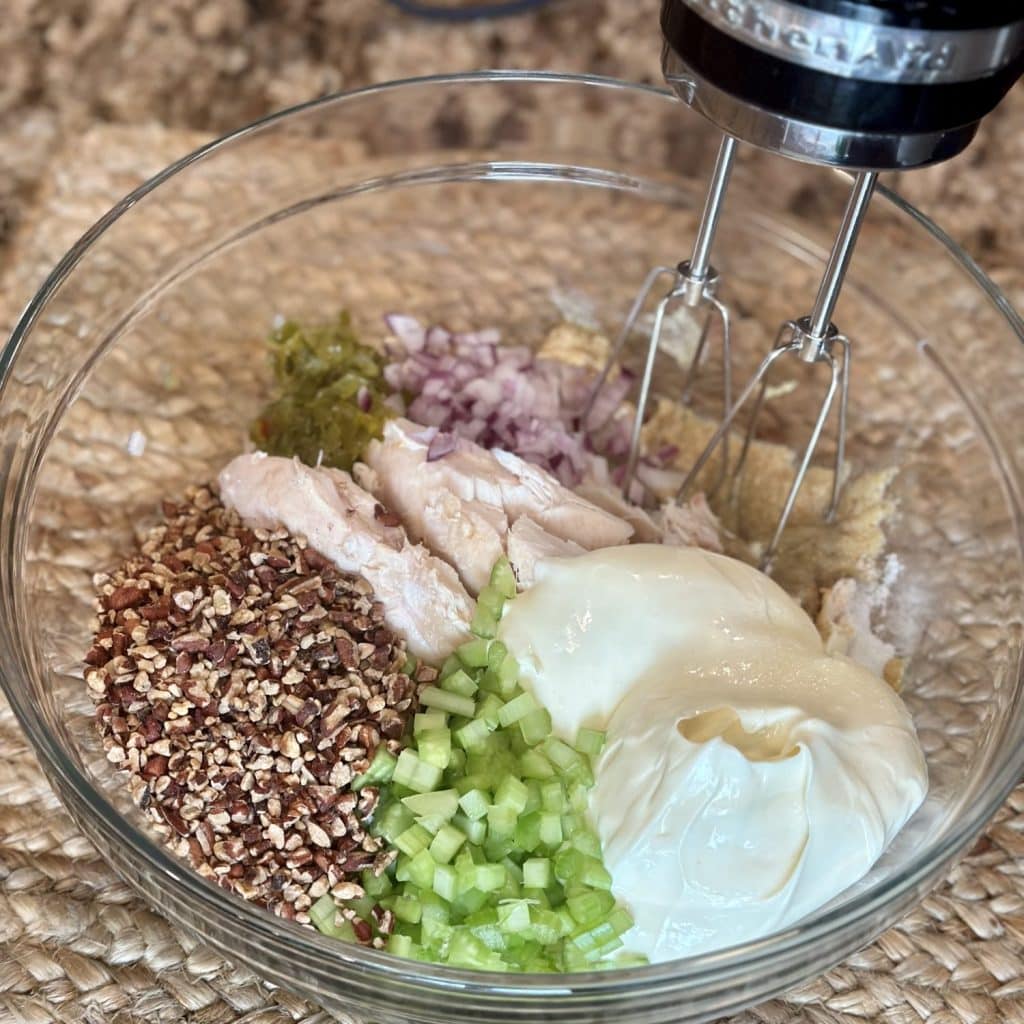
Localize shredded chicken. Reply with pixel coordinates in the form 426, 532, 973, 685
506, 516, 585, 589
657, 493, 724, 554
355, 419, 633, 593
218, 452, 474, 662
816, 577, 904, 690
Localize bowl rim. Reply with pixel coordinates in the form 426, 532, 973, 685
2, 69, 1024, 1002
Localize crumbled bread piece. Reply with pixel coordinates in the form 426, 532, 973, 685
643, 400, 895, 615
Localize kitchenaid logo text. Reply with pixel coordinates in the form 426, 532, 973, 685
687, 0, 956, 75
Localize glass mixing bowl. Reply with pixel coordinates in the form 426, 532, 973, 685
1, 72, 1023, 1024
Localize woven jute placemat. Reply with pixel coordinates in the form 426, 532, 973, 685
2, 123, 1024, 1024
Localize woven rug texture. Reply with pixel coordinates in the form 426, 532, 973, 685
1, 2, 1024, 1022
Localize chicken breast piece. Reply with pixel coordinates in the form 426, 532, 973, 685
575, 453, 662, 542
507, 516, 586, 589
356, 419, 633, 593
355, 427, 511, 594
488, 447, 633, 549
816, 576, 902, 688
657, 493, 723, 553
218, 452, 473, 662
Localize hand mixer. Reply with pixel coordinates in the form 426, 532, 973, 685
593, 0, 1024, 571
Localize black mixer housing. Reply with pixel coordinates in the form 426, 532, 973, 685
660, 0, 1024, 168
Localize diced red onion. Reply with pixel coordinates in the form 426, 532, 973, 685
382, 313, 674, 496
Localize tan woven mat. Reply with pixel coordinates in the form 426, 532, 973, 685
2, 124, 1024, 1024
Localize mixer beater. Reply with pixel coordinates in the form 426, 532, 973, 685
586, 134, 738, 495
601, 0, 1024, 570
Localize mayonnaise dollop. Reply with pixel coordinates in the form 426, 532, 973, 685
498, 545, 927, 962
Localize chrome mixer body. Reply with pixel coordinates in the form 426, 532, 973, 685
596, 0, 1024, 570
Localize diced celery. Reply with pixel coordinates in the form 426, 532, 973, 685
476, 668, 502, 695
518, 707, 552, 746
539, 812, 563, 849
522, 886, 550, 909
402, 789, 459, 822
393, 894, 422, 924
421, 910, 451, 948
419, 686, 476, 719
607, 907, 634, 937
473, 862, 506, 892
440, 653, 463, 681
513, 811, 541, 853
417, 727, 452, 770
486, 640, 508, 672
529, 907, 564, 945
497, 900, 532, 934
494, 776, 529, 813
441, 668, 478, 698
408, 848, 437, 889
498, 691, 538, 728
393, 749, 443, 793
540, 781, 565, 813
458, 788, 491, 822
386, 933, 414, 958
470, 604, 499, 639
489, 557, 517, 599
446, 929, 505, 970
567, 889, 616, 926
486, 804, 518, 840
502, 857, 524, 885
453, 887, 489, 916
352, 746, 398, 790
496, 655, 520, 695
372, 800, 415, 843
484, 833, 514, 864
466, 908, 504, 951
364, 555, 630, 973
433, 863, 458, 902
570, 829, 603, 859
543, 737, 582, 772
414, 710, 447, 735
395, 823, 432, 857
457, 637, 492, 669
429, 824, 467, 864
310, 892, 338, 931
575, 727, 606, 758
567, 758, 595, 788
476, 583, 505, 618
476, 693, 505, 729
362, 868, 393, 898
454, 773, 491, 796
553, 847, 584, 882
454, 814, 486, 846
454, 717, 491, 752
523, 858, 551, 889
584, 935, 624, 961
580, 856, 613, 891
394, 853, 412, 882
519, 748, 555, 779
568, 782, 591, 813
571, 919, 616, 952
523, 780, 542, 815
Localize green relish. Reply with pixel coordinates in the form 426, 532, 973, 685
250, 312, 393, 471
